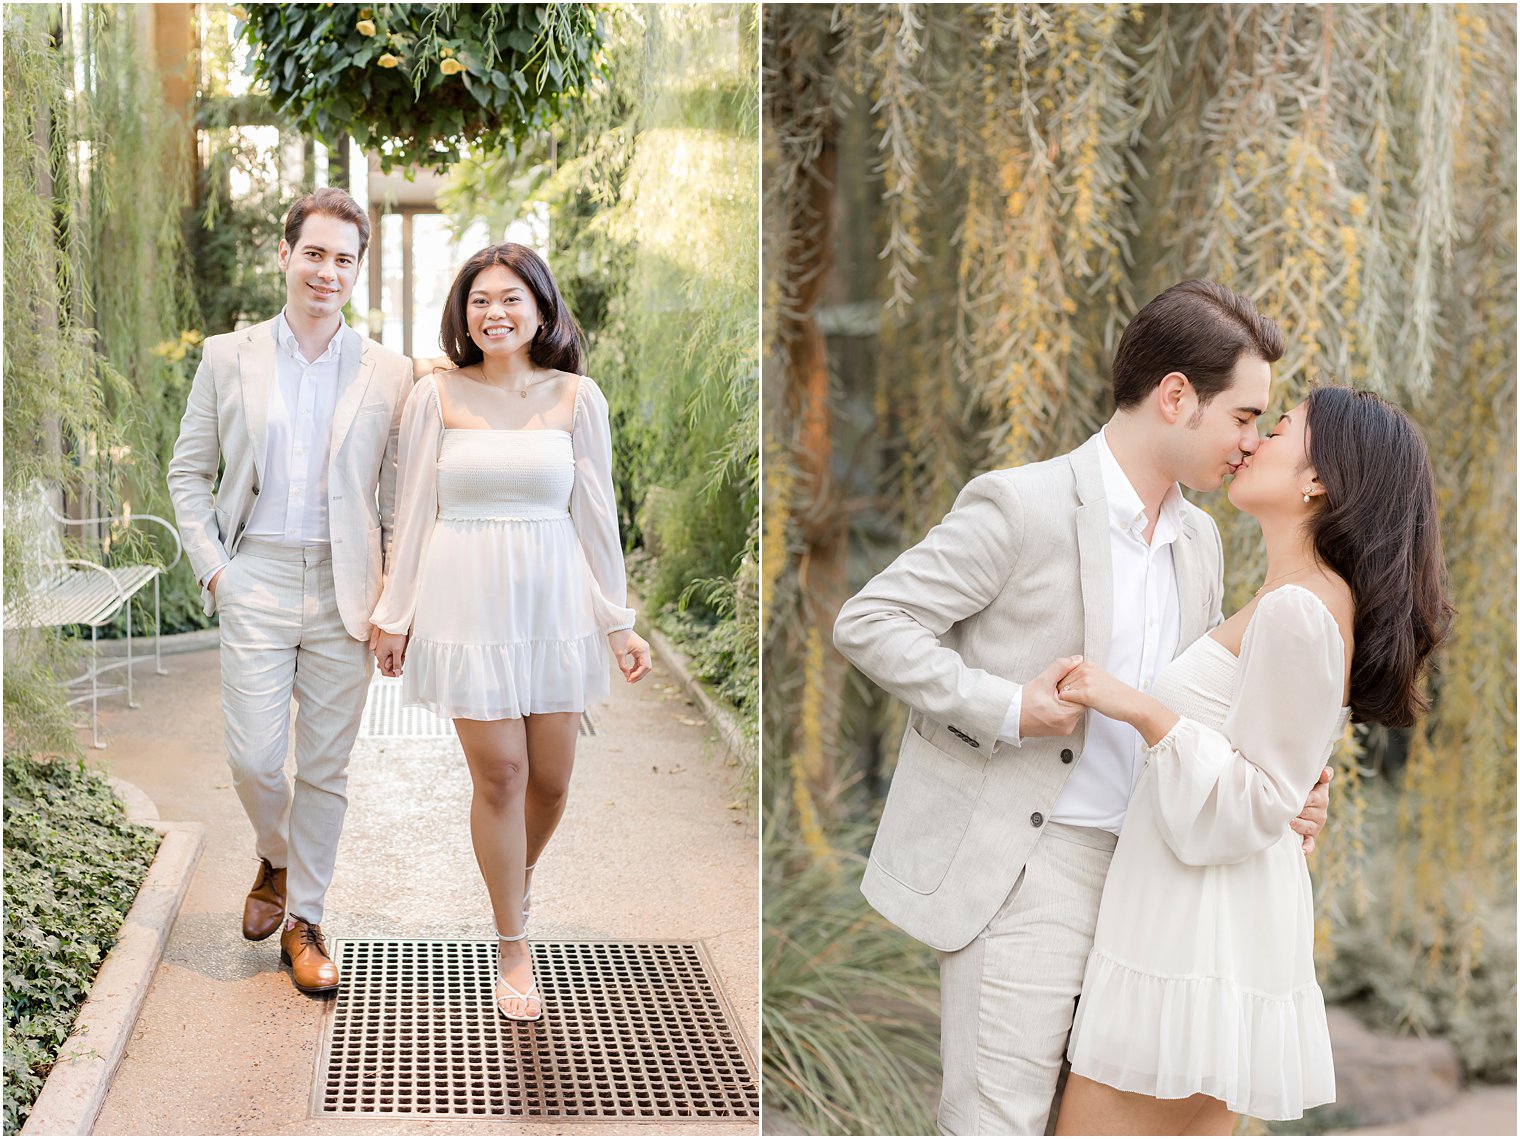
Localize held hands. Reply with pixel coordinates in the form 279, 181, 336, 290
1051, 659, 1177, 747
1018, 655, 1086, 738
1053, 659, 1138, 723
608, 629, 652, 684
373, 629, 409, 677
1292, 766, 1333, 855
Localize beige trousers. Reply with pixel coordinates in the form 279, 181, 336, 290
937, 821, 1117, 1136
217, 539, 371, 926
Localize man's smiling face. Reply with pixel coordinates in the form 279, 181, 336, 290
278, 212, 361, 321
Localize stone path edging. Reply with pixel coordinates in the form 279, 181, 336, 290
21, 786, 204, 1138
94, 625, 220, 659
641, 616, 755, 769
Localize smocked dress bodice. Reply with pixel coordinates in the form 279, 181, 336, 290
1149, 633, 1237, 728
437, 430, 575, 522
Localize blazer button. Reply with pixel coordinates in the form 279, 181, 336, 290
252, 485, 260, 495
1060, 749, 1074, 764
1030, 812, 1044, 828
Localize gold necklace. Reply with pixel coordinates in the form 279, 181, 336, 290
505, 374, 547, 399
1253, 565, 1316, 598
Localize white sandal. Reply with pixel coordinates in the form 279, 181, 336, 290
494, 929, 542, 1022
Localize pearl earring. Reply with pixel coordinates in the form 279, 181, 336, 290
1302, 490, 1312, 503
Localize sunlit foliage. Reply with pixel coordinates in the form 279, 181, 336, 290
238, 3, 602, 173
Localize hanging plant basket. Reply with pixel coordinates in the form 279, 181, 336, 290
237, 3, 603, 173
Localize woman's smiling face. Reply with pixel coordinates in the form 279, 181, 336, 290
466, 264, 543, 359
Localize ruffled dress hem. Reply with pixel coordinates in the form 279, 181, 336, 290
1067, 949, 1336, 1121
401, 630, 610, 721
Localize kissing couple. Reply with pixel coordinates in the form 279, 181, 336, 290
168, 187, 651, 1023
835, 280, 1452, 1134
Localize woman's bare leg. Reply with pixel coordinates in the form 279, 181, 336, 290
454, 716, 535, 1016
1180, 1097, 1236, 1135
1055, 1073, 1223, 1136
522, 712, 581, 895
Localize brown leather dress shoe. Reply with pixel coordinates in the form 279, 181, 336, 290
242, 858, 287, 941
280, 918, 339, 995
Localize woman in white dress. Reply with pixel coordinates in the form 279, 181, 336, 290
1052, 387, 1451, 1134
371, 244, 652, 1021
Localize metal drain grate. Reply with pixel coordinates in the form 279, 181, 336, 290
314, 939, 757, 1120
359, 677, 596, 739
358, 677, 453, 739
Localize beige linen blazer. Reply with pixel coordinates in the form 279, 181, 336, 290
166, 317, 413, 641
833, 433, 1225, 952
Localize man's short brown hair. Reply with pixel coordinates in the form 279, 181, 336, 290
283, 187, 370, 259
1110, 280, 1284, 409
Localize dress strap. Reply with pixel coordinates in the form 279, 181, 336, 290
431, 368, 453, 427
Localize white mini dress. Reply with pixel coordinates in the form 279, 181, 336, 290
1066, 585, 1347, 1121
370, 374, 634, 721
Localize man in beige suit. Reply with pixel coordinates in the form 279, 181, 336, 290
168, 188, 412, 995
834, 281, 1331, 1134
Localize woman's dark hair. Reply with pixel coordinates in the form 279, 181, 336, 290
439, 243, 586, 374
1111, 279, 1285, 409
1303, 386, 1454, 727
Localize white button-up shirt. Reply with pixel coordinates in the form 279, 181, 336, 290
243, 310, 346, 547
998, 427, 1184, 833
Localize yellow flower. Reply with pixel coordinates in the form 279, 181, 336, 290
377, 53, 400, 68
439, 46, 455, 57
230, 5, 248, 20
440, 57, 466, 75
152, 339, 177, 358
359, 6, 372, 17
356, 18, 376, 36
180, 329, 203, 346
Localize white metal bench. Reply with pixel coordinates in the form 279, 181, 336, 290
4, 502, 182, 748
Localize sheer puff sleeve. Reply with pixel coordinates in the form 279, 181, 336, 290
570, 377, 636, 634
370, 374, 443, 635
1146, 585, 1347, 866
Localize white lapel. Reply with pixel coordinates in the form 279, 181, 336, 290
1173, 511, 1208, 651
235, 318, 280, 484
1069, 436, 1112, 668
329, 327, 377, 459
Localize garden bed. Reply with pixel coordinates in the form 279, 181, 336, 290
3, 757, 158, 1134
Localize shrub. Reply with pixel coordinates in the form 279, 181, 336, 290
3, 756, 158, 1134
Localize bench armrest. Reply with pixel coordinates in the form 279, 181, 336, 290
47, 505, 183, 573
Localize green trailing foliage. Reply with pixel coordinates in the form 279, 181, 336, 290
762, 789, 940, 1135
5, 6, 131, 736
1319, 786, 1518, 1084
82, 7, 208, 639
2, 755, 159, 1134
238, 2, 604, 173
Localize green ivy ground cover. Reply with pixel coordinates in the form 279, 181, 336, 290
3, 757, 158, 1135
